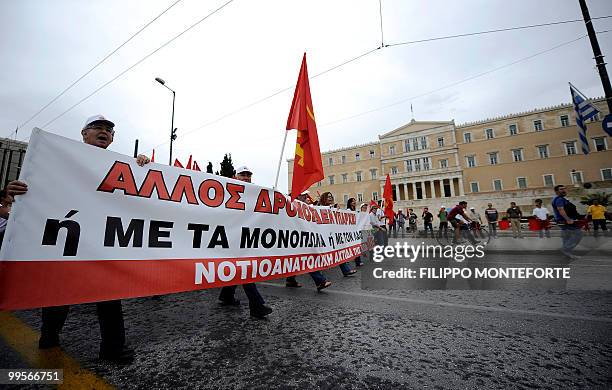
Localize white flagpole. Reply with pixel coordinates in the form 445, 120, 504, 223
273, 130, 289, 191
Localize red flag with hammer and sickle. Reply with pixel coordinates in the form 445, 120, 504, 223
286, 53, 324, 200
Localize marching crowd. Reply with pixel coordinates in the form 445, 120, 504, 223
0, 114, 609, 365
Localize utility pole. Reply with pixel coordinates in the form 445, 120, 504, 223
579, 0, 612, 113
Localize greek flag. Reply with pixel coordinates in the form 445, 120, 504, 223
569, 83, 600, 155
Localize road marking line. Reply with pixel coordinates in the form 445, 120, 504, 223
260, 282, 612, 323
0, 311, 114, 389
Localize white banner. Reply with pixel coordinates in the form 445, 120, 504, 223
0, 129, 372, 309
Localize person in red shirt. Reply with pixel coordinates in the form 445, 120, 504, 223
447, 201, 478, 244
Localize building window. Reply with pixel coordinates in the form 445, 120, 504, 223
512, 149, 523, 162
355, 152, 361, 161
440, 159, 448, 169
356, 171, 362, 182
437, 137, 444, 147
488, 152, 498, 165
420, 136, 427, 149
369, 150, 375, 159
570, 171, 583, 184
485, 128, 494, 139
537, 145, 549, 159
342, 173, 348, 183
593, 137, 607, 151
470, 182, 480, 193
390, 166, 398, 175
341, 155, 346, 164
343, 194, 349, 204
423, 157, 430, 170
493, 179, 502, 191
370, 169, 377, 180
357, 193, 364, 202
564, 141, 577, 155
601, 168, 612, 181
533, 120, 543, 132
466, 155, 476, 168
406, 160, 413, 172
389, 146, 395, 156
372, 191, 379, 201
328, 157, 333, 166
464, 132, 472, 143
414, 159, 421, 171
543, 174, 555, 187
329, 175, 335, 185
404, 139, 411, 152
509, 123, 518, 135
517, 177, 527, 189
560, 115, 569, 127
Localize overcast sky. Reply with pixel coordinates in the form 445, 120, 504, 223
1, 0, 611, 190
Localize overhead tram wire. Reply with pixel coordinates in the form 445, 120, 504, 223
385, 15, 612, 47
22, 13, 611, 144
142, 15, 612, 152
11, 0, 184, 138
38, 0, 236, 130
321, 30, 612, 128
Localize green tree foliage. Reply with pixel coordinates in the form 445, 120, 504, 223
219, 154, 235, 178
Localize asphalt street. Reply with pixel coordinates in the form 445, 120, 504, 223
1, 238, 611, 389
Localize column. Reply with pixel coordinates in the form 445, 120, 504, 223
421, 181, 427, 200
410, 182, 415, 201
429, 180, 436, 199
458, 177, 465, 196
402, 183, 408, 200
448, 178, 455, 197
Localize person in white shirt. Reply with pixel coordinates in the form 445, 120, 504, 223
532, 198, 551, 238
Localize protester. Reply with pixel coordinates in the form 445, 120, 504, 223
285, 193, 333, 290
506, 202, 523, 238
347, 197, 363, 267
6, 114, 150, 364
396, 209, 406, 238
218, 166, 273, 319
408, 208, 418, 237
320, 192, 356, 276
468, 207, 483, 238
369, 203, 386, 252
388, 211, 397, 238
437, 206, 448, 239
0, 189, 13, 248
422, 207, 434, 238
552, 185, 583, 259
447, 201, 478, 245
532, 199, 551, 238
484, 203, 499, 238
586, 199, 608, 237
375, 201, 388, 245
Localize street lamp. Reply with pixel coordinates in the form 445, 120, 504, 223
155, 77, 176, 165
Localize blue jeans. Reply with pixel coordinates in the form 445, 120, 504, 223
561, 226, 583, 253
339, 262, 353, 275
309, 271, 326, 285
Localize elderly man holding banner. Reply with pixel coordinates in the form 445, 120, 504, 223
6, 114, 150, 364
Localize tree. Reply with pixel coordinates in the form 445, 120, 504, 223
219, 154, 235, 178
206, 162, 213, 174
580, 192, 610, 206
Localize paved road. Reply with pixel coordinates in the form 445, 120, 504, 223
1, 250, 611, 389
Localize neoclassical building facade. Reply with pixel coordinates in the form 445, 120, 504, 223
288, 98, 611, 212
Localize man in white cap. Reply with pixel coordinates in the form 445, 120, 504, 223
7, 114, 150, 364
218, 165, 273, 319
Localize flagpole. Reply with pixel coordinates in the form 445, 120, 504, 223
273, 130, 289, 191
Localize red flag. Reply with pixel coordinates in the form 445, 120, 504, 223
151, 149, 155, 162
383, 174, 394, 224
173, 158, 183, 168
186, 155, 193, 170
286, 53, 324, 200
193, 161, 201, 171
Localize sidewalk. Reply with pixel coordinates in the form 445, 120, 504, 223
387, 235, 612, 255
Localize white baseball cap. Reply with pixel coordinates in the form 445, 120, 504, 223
83, 114, 114, 130
235, 165, 252, 175
470, 207, 475, 210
